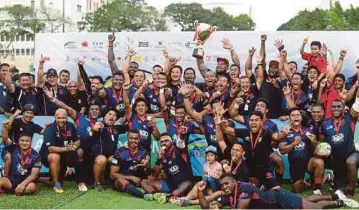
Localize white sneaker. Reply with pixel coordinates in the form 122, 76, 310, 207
334, 190, 359, 208
335, 190, 347, 200
313, 189, 322, 195
78, 183, 88, 192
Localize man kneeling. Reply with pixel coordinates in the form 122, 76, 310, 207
140, 133, 192, 204
0, 120, 41, 195
110, 129, 151, 200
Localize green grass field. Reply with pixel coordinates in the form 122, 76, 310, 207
0, 182, 357, 209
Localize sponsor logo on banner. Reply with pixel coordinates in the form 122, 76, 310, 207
169, 41, 182, 47
64, 41, 77, 50
92, 41, 104, 48
155, 41, 165, 48
138, 41, 149, 47
185, 42, 196, 48
81, 41, 88, 47
133, 55, 143, 63
92, 56, 101, 62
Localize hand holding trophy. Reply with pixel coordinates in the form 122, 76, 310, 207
192, 20, 216, 59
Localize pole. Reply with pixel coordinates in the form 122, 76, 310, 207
62, 0, 65, 32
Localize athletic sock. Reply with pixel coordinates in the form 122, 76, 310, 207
314, 177, 323, 190
125, 184, 145, 198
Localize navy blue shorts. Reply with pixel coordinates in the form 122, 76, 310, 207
251, 166, 278, 189
160, 180, 187, 193
290, 159, 309, 183
275, 189, 303, 209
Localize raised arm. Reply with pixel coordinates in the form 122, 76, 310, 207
1, 120, 13, 146
256, 51, 264, 89
78, 60, 91, 93
181, 84, 203, 123
245, 47, 256, 78
43, 87, 77, 121
37, 55, 45, 88
4, 63, 15, 93
77, 60, 85, 91
229, 98, 245, 123
214, 115, 228, 153
222, 38, 239, 65
108, 33, 120, 74
317, 78, 327, 104
260, 35, 267, 69
327, 49, 346, 83
283, 84, 296, 109
123, 49, 135, 85
122, 83, 132, 121
162, 48, 171, 76
350, 82, 359, 119
300, 37, 309, 55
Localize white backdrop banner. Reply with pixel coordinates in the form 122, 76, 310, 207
35, 32, 359, 82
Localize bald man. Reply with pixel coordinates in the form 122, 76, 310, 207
62, 81, 88, 114
39, 109, 80, 193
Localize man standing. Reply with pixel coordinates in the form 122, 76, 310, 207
110, 129, 151, 199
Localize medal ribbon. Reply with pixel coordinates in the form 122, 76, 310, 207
250, 129, 263, 152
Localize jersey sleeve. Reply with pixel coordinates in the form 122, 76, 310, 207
234, 128, 248, 138
33, 123, 44, 134
33, 153, 42, 169
301, 52, 311, 61
43, 126, 56, 147
112, 148, 122, 166
70, 123, 80, 142
6, 144, 17, 154
238, 184, 255, 199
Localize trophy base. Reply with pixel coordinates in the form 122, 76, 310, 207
192, 47, 204, 59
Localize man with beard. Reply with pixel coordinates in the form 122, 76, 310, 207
140, 133, 192, 204
62, 81, 88, 114
196, 38, 239, 78
0, 122, 41, 195
320, 93, 359, 201
308, 104, 325, 139
219, 111, 286, 190
197, 70, 217, 99
88, 108, 128, 191
183, 68, 196, 83
123, 83, 160, 152
1, 104, 44, 177
95, 72, 125, 117
279, 108, 325, 194
39, 109, 80, 193
58, 70, 70, 87
43, 89, 102, 192
198, 174, 344, 209
110, 129, 151, 200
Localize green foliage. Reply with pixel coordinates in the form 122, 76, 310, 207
80, 0, 167, 32
278, 2, 359, 30
164, 3, 255, 31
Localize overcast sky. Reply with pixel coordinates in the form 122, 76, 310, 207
145, 0, 359, 31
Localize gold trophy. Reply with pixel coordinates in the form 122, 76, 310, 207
192, 20, 216, 59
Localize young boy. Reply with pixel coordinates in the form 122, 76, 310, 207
300, 38, 326, 75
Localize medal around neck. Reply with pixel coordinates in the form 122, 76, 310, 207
192, 20, 216, 59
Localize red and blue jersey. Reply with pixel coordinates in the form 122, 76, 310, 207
285, 127, 313, 162
128, 114, 153, 152
112, 146, 148, 177
321, 113, 356, 159
143, 87, 161, 113
104, 87, 125, 118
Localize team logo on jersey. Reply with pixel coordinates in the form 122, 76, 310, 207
169, 165, 179, 174
266, 172, 273, 179
332, 133, 344, 143
244, 137, 250, 141
111, 159, 118, 165
239, 192, 248, 199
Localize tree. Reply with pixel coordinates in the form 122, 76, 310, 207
164, 3, 255, 31
37, 6, 72, 33
79, 0, 168, 32
278, 2, 359, 30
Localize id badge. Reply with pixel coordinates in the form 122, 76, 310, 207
116, 104, 121, 110
308, 93, 313, 100
244, 104, 249, 111
78, 99, 81, 104
111, 135, 115, 142
64, 141, 68, 146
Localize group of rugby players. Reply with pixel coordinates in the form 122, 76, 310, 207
0, 33, 359, 209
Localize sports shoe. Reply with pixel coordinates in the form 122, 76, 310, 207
168, 197, 181, 205
0, 165, 4, 177
94, 183, 104, 192
335, 190, 359, 208
179, 198, 192, 207
78, 182, 88, 192
313, 189, 322, 195
53, 182, 64, 194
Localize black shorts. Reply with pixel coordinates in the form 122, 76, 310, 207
289, 159, 309, 183
250, 166, 278, 189
3, 176, 23, 193
40, 150, 78, 168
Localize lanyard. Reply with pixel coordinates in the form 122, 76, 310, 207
20, 149, 32, 166
230, 159, 242, 175
229, 182, 239, 209
112, 88, 122, 104
291, 90, 303, 105
333, 119, 343, 134
250, 129, 263, 154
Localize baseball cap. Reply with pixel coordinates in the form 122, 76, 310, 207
47, 68, 58, 77
217, 57, 229, 66
269, 60, 279, 67
205, 145, 218, 155
23, 104, 35, 113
